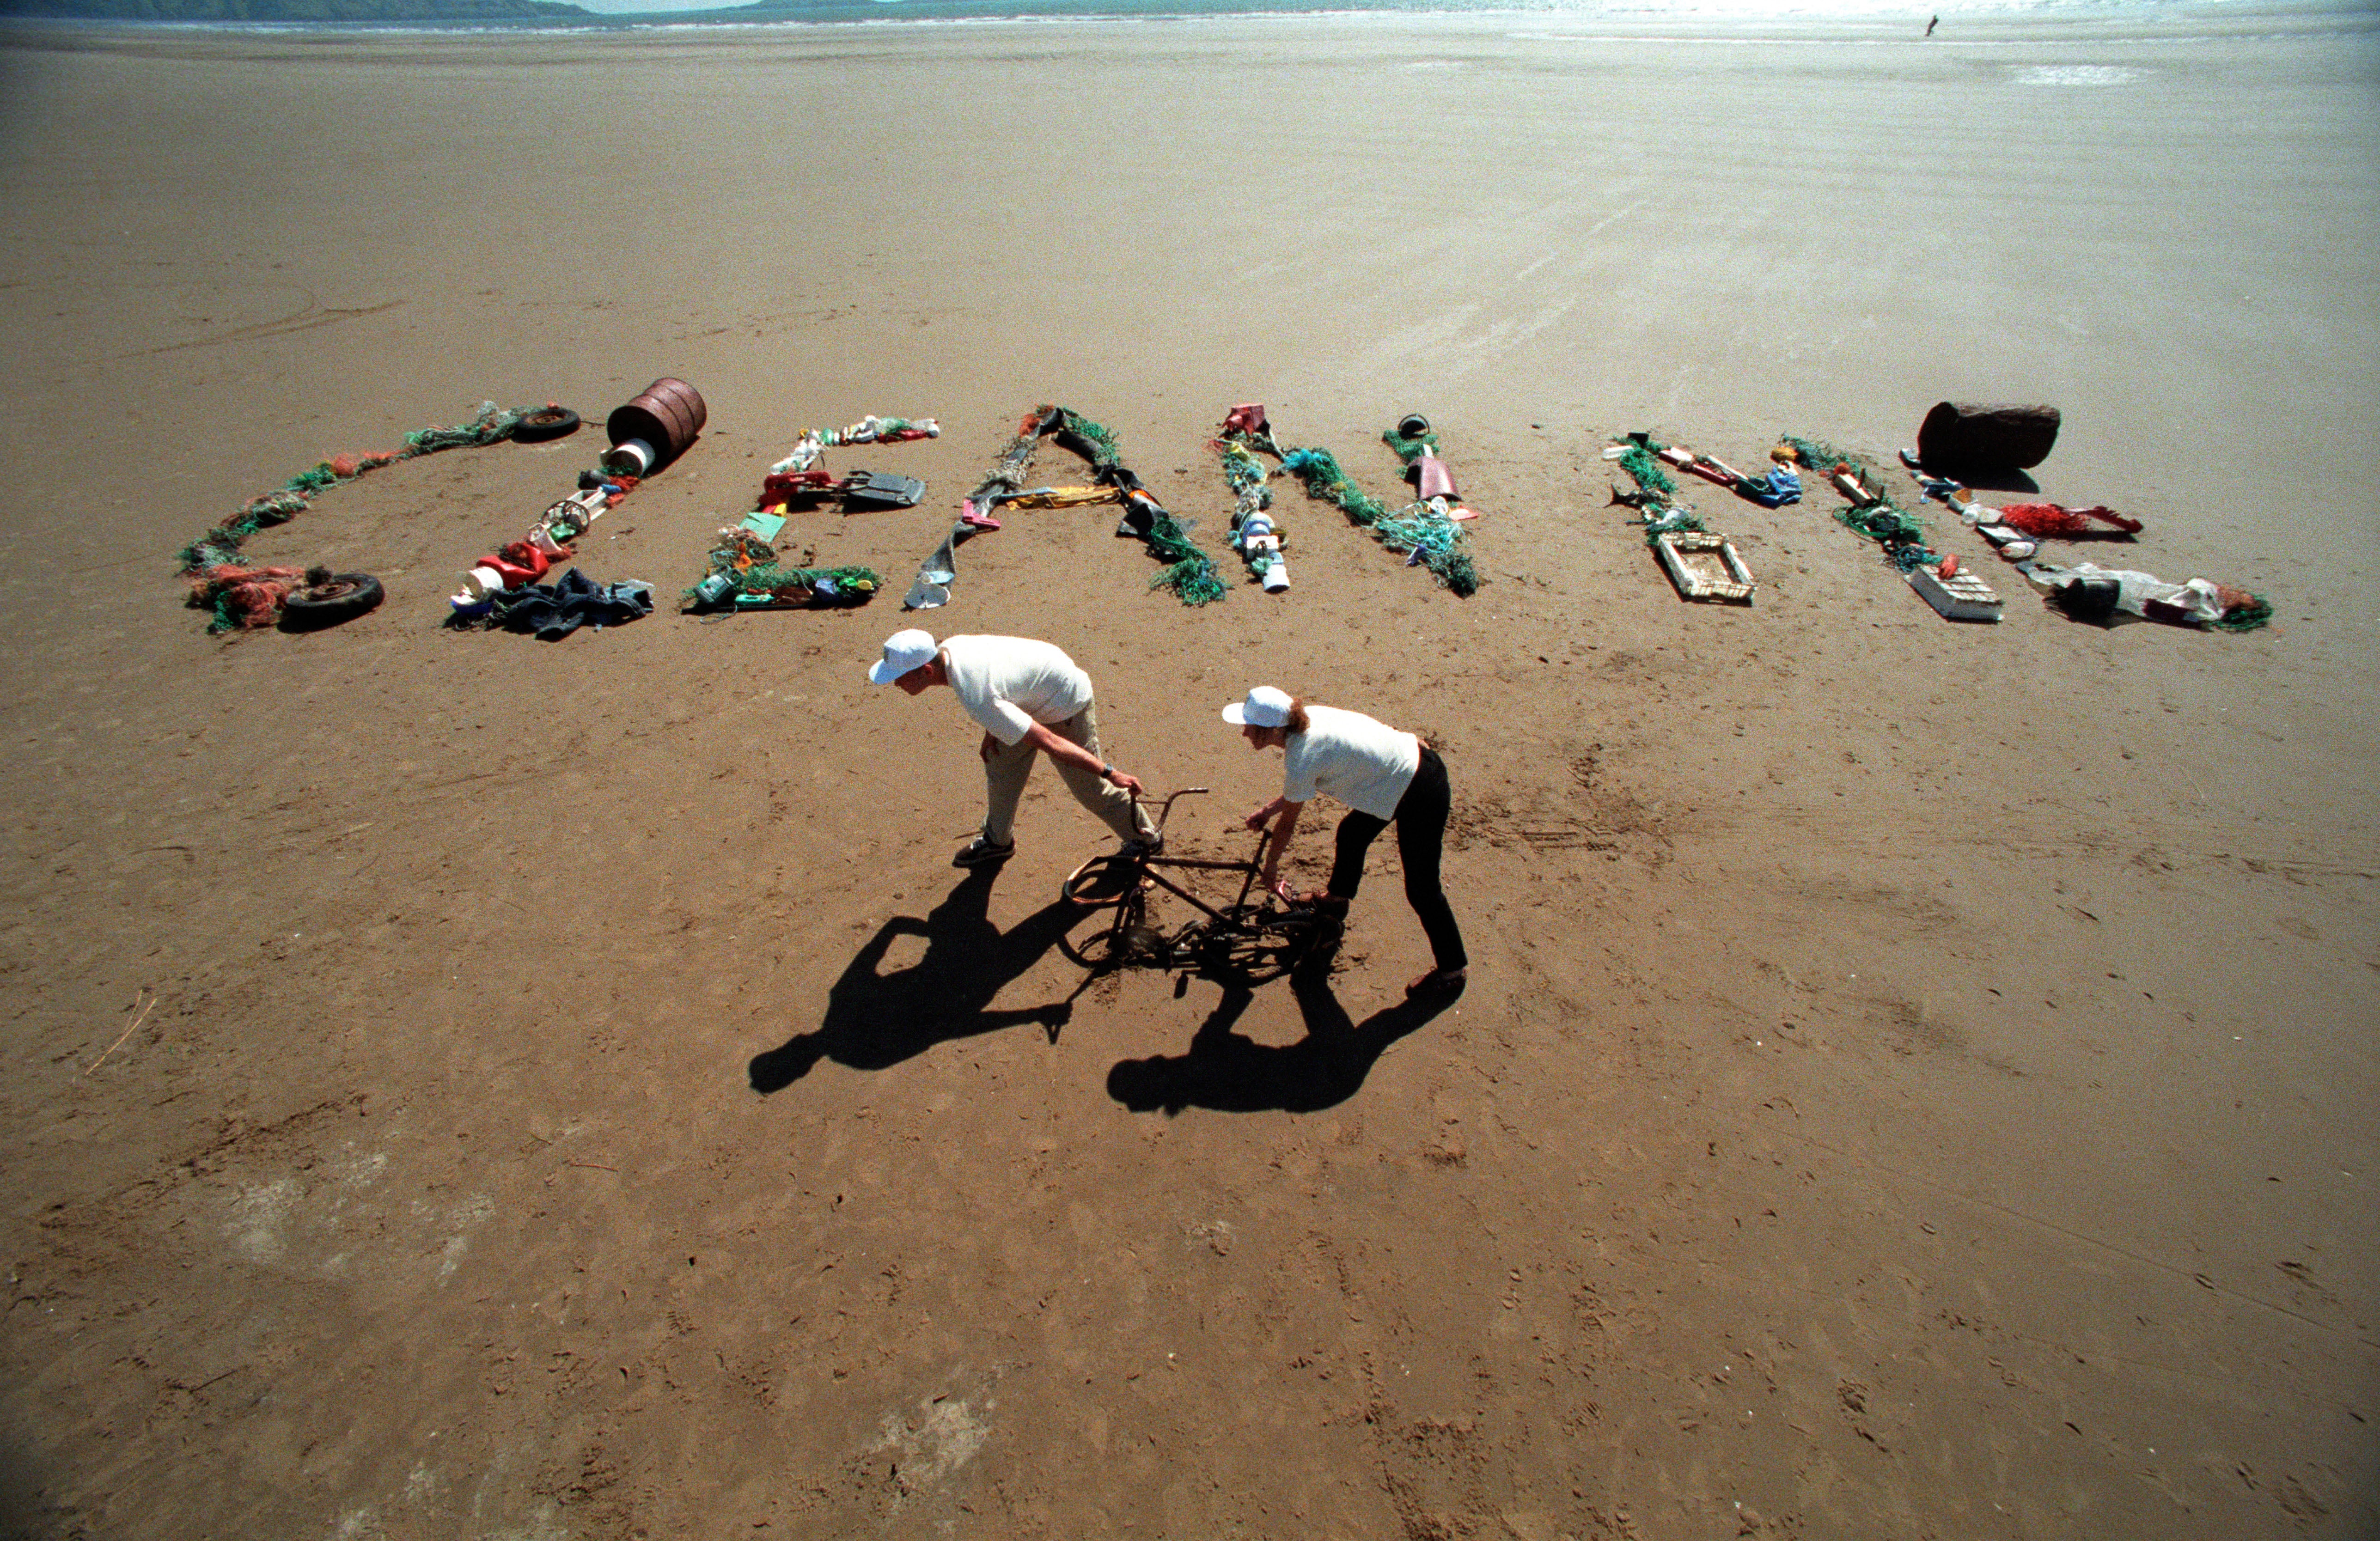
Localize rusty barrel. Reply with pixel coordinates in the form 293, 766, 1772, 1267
604, 378, 707, 474
1916, 401, 2060, 472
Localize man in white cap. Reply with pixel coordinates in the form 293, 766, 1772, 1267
869, 629, 1161, 867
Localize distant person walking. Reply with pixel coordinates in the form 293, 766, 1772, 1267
1225, 686, 1467, 999
869, 629, 1160, 867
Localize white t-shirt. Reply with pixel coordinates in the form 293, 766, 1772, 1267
941, 635, 1095, 745
1282, 705, 1420, 820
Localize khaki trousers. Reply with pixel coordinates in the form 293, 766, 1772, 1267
981, 704, 1155, 846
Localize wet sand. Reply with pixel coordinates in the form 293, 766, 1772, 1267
0, 6, 2374, 1536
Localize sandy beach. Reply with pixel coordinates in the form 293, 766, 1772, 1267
0, 4, 2374, 1536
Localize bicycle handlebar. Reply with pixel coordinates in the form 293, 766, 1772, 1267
1129, 785, 1210, 835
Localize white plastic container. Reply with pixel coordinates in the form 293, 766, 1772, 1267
1909, 563, 2004, 621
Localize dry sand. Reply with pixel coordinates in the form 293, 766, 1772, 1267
0, 5, 2374, 1536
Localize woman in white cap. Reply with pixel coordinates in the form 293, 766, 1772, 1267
1225, 686, 1467, 998
870, 628, 1160, 867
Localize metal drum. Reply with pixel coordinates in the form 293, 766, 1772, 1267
604, 378, 707, 474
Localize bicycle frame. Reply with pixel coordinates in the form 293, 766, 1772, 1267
1062, 789, 1323, 977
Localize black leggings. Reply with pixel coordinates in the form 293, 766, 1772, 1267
1325, 747, 1467, 973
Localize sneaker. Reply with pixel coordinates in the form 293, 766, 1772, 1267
952, 836, 1015, 868
1118, 834, 1164, 859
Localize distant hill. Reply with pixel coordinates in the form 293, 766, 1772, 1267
0, 0, 596, 21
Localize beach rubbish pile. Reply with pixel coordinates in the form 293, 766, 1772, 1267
180, 398, 542, 632
687, 522, 881, 614
907, 405, 1048, 608
452, 382, 697, 627
451, 467, 637, 621
761, 414, 938, 513
1605, 433, 1707, 544
2020, 561, 2271, 631
1605, 432, 1755, 601
1029, 404, 1223, 605
481, 569, 657, 640
921, 404, 1221, 609
1228, 411, 1479, 595
1214, 408, 1288, 592
685, 408, 926, 613
1782, 432, 1940, 571
1890, 438, 2267, 629
187, 386, 2269, 641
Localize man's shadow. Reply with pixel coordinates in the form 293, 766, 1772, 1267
749, 868, 1080, 1093
1104, 961, 1455, 1115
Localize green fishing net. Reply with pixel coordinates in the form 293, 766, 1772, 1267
1263, 429, 1480, 596
1779, 434, 1857, 471
1835, 502, 1936, 569
707, 563, 881, 606
1278, 448, 1391, 528
1618, 445, 1675, 496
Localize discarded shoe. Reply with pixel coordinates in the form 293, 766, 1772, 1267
952, 836, 1015, 868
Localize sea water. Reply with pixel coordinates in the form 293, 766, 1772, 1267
113, 0, 2359, 36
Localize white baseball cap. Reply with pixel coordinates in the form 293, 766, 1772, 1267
1221, 685, 1294, 728
868, 628, 938, 684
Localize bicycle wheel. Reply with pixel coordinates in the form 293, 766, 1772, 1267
1061, 853, 1139, 908
1185, 906, 1301, 983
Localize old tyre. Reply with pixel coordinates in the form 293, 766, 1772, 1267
513, 406, 581, 443
281, 573, 384, 630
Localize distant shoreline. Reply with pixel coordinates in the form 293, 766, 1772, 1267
9, 0, 2373, 39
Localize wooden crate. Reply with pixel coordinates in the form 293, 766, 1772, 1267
1654, 531, 1756, 604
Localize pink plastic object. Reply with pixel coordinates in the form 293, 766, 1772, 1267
1416, 450, 1459, 502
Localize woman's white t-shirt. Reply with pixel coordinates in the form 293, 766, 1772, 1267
1282, 705, 1420, 820
941, 635, 1094, 744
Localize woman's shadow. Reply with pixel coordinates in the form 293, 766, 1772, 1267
1104, 962, 1454, 1115
749, 868, 1080, 1093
